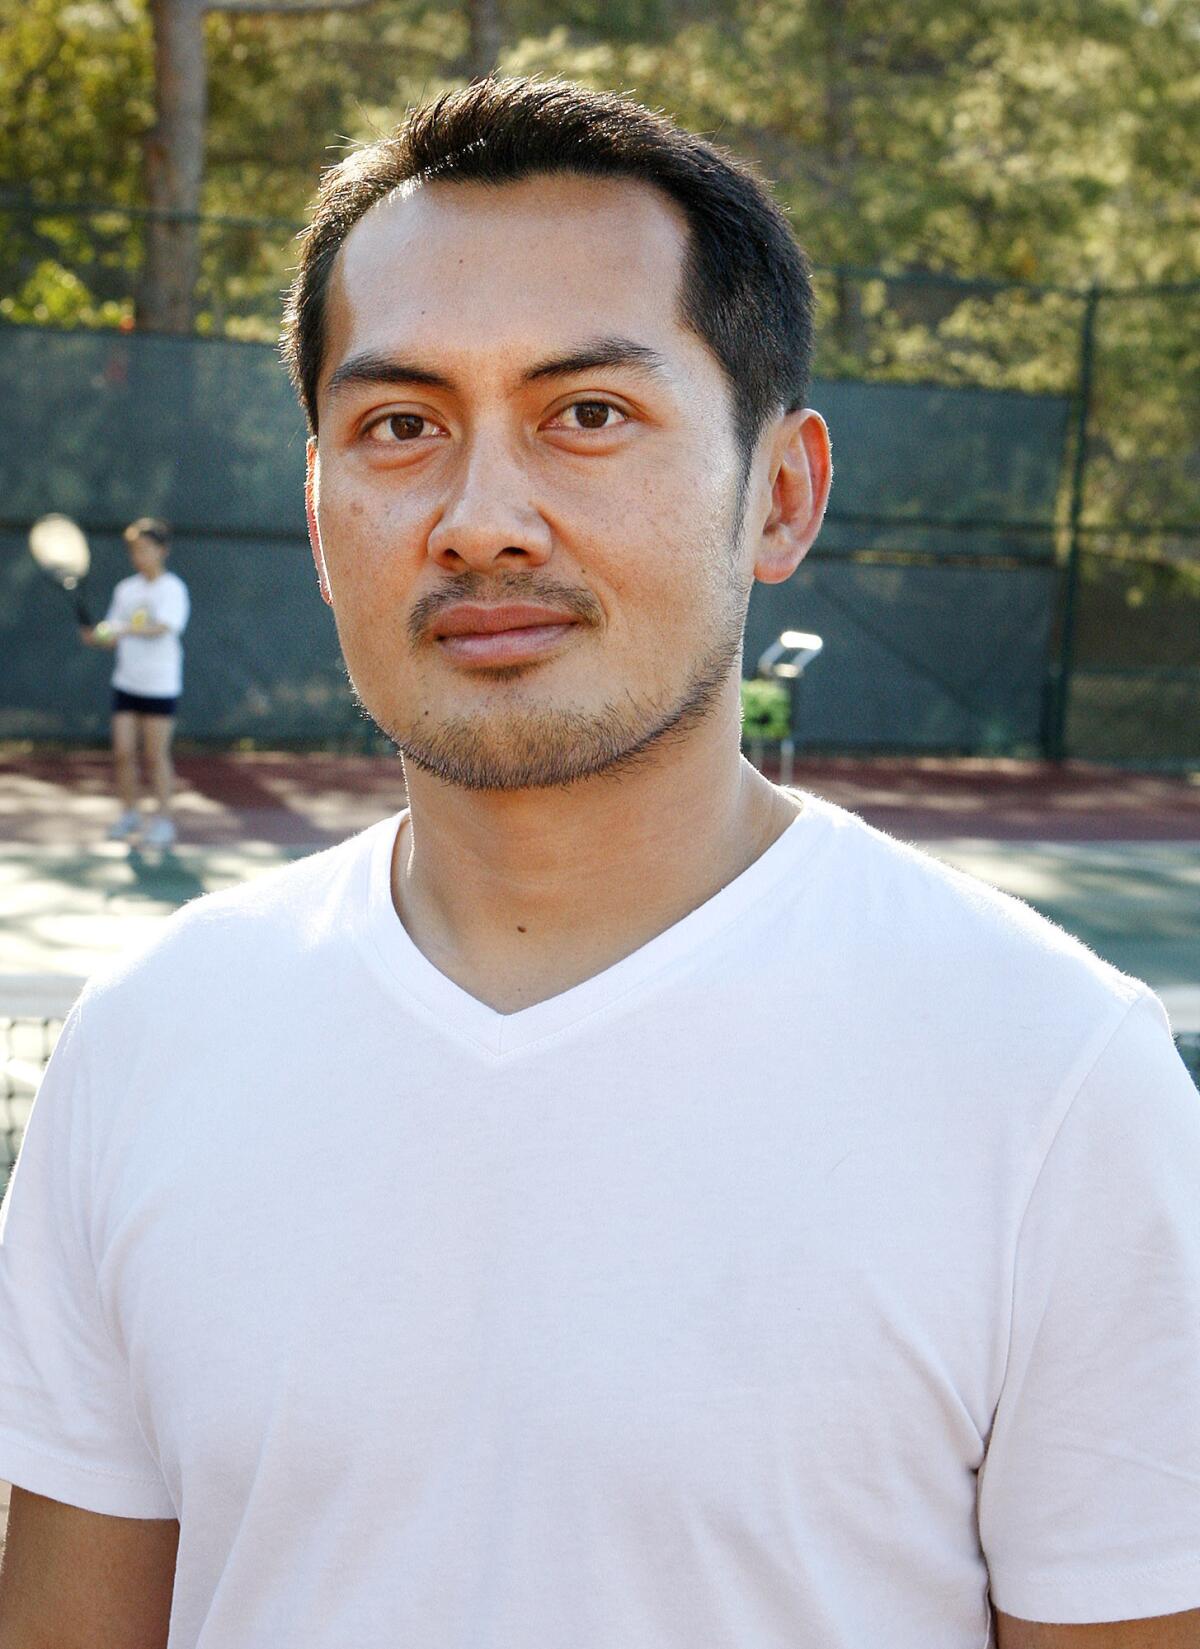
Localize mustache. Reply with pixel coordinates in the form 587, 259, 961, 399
408, 573, 604, 647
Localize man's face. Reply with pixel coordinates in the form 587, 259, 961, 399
308, 172, 758, 790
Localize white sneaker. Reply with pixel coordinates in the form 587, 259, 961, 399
143, 816, 177, 848
106, 809, 142, 841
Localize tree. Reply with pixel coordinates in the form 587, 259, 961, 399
465, 0, 503, 79
139, 0, 379, 333
140, 0, 205, 332
2, 0, 1196, 383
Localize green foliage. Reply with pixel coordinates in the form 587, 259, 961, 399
0, 258, 131, 329
0, 0, 1196, 540
0, 0, 148, 322
4, 0, 1197, 292
0, 0, 149, 201
740, 679, 791, 741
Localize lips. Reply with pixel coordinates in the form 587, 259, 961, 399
432, 602, 583, 667
433, 603, 581, 638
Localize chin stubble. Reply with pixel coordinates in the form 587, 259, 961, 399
359, 481, 752, 793
392, 621, 744, 792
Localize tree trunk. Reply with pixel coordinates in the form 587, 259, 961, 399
138, 0, 207, 333
819, 0, 867, 360
465, 0, 502, 80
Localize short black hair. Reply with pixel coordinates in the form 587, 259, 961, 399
280, 77, 814, 457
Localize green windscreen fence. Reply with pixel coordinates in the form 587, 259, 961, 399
748, 379, 1068, 750
1, 323, 1073, 751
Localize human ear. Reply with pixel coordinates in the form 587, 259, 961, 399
753, 409, 832, 586
305, 438, 333, 607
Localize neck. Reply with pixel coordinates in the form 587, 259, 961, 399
393, 685, 801, 1013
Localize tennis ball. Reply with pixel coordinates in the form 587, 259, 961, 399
94, 621, 113, 641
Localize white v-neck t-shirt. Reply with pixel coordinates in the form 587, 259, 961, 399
1, 796, 1198, 1647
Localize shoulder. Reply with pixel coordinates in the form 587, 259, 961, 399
776, 794, 1172, 1149
795, 791, 1146, 1040
77, 817, 395, 1032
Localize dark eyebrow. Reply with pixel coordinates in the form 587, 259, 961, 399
522, 336, 671, 384
324, 352, 454, 400
323, 335, 671, 402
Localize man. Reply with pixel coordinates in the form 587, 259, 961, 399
81, 517, 190, 848
1, 78, 1197, 1649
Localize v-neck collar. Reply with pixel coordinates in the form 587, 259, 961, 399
358, 795, 832, 1059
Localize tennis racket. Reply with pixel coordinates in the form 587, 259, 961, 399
29, 514, 93, 625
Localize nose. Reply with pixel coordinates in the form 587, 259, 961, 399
426, 429, 553, 573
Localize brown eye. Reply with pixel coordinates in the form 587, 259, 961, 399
386, 414, 427, 440
573, 401, 613, 429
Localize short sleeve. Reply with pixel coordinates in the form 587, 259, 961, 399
0, 1013, 175, 1517
151, 577, 188, 636
979, 993, 1200, 1622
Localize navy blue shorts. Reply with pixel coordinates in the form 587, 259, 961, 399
111, 688, 179, 718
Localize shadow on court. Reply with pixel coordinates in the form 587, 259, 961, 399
0, 747, 1197, 1028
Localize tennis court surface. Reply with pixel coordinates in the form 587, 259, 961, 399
2, 747, 1198, 1032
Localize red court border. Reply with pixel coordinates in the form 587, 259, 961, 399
1, 750, 1198, 847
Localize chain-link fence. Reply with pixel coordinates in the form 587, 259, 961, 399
0, 1018, 62, 1205
805, 266, 1200, 766
0, 195, 299, 342
1, 199, 1197, 763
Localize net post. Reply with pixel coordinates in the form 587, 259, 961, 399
1047, 283, 1101, 762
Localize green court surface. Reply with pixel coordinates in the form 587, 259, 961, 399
927, 840, 1199, 1032
1, 752, 1197, 1031
0, 842, 306, 1015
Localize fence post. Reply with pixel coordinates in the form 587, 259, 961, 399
1047, 283, 1101, 761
